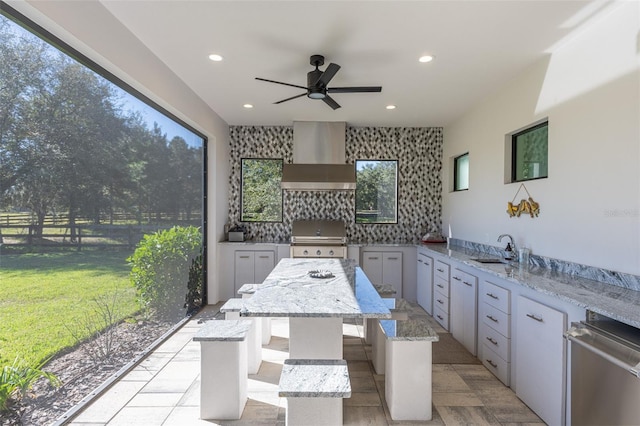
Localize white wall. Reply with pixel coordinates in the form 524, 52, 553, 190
443, 2, 640, 275
10, 0, 231, 301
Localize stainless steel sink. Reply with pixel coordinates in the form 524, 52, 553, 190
470, 257, 507, 264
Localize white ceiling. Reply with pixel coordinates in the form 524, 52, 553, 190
22, 0, 611, 127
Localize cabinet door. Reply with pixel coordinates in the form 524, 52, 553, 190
362, 252, 383, 285
450, 269, 477, 355
234, 251, 255, 294
416, 251, 433, 314
254, 251, 275, 284
516, 296, 566, 426
382, 252, 402, 297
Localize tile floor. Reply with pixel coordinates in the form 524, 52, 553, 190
68, 303, 544, 425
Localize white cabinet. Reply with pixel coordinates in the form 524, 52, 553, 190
433, 259, 450, 330
362, 251, 403, 297
450, 268, 478, 356
416, 248, 434, 315
479, 280, 511, 385
515, 296, 566, 426
234, 250, 275, 294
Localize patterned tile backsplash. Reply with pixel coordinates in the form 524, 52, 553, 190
227, 125, 443, 243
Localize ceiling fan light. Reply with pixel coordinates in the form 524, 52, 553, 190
419, 55, 434, 63
208, 54, 223, 62
308, 91, 326, 99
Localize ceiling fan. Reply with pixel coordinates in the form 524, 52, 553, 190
255, 54, 382, 110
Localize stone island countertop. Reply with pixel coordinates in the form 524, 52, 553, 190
240, 258, 391, 319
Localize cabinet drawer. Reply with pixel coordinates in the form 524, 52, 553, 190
434, 276, 449, 296
434, 293, 449, 314
482, 343, 510, 385
433, 306, 449, 331
479, 321, 510, 360
481, 281, 510, 313
481, 303, 510, 337
434, 260, 450, 280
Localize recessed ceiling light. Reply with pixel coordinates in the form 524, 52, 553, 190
386, 105, 396, 110
243, 104, 253, 109
418, 55, 434, 63
208, 54, 223, 62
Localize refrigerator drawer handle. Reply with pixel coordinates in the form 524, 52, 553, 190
566, 331, 640, 378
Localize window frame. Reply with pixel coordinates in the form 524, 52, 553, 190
453, 152, 469, 192
511, 121, 548, 183
240, 158, 284, 223
354, 159, 399, 225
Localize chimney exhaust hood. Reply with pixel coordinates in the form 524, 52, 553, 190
281, 121, 356, 190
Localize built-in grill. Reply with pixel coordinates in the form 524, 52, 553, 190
290, 220, 347, 259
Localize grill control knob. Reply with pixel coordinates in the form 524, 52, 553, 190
329, 250, 335, 256
316, 250, 322, 256
303, 250, 309, 256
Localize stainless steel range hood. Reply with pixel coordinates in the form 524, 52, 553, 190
281, 121, 355, 190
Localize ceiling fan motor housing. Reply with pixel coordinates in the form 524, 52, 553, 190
307, 68, 326, 99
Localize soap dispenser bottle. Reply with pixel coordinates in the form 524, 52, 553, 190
505, 243, 514, 260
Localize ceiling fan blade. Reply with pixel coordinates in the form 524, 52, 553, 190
274, 92, 307, 104
322, 95, 341, 110
255, 77, 307, 90
315, 63, 341, 87
328, 86, 382, 93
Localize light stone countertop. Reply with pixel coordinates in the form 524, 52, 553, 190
241, 258, 392, 319
380, 319, 440, 341
193, 320, 252, 342
278, 359, 351, 398
422, 243, 640, 329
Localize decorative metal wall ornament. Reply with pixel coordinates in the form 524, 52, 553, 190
507, 183, 540, 218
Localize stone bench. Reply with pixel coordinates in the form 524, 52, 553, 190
193, 320, 251, 420
365, 298, 409, 368
373, 283, 397, 297
379, 318, 439, 421
237, 284, 271, 345
278, 359, 351, 426
220, 298, 262, 374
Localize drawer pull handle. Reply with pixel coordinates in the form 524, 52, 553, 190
437, 299, 444, 305
437, 284, 444, 289
526, 313, 544, 322
486, 315, 498, 323
436, 268, 444, 273
486, 359, 498, 368
387, 257, 398, 260
463, 281, 472, 287
418, 259, 423, 264
368, 256, 379, 260
437, 315, 444, 321
258, 256, 270, 259
452, 276, 461, 281
486, 293, 498, 299
239, 256, 250, 259
486, 337, 498, 345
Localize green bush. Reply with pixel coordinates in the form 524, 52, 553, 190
128, 226, 202, 319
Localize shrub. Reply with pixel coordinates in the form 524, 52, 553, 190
128, 226, 202, 320
0, 357, 60, 411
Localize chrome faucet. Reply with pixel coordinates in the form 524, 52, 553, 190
497, 234, 517, 261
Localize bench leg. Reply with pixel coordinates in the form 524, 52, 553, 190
262, 317, 272, 345
286, 397, 343, 426
385, 340, 433, 421
199, 340, 247, 420
289, 317, 343, 359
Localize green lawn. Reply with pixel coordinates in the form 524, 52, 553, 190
0, 250, 138, 365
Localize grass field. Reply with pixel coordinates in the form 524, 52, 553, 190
0, 250, 139, 365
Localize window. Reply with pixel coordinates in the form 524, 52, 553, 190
241, 158, 283, 222
454, 153, 469, 191
512, 121, 548, 182
355, 160, 398, 224
0, 4, 206, 403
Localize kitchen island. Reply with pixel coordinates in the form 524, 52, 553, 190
241, 258, 392, 359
